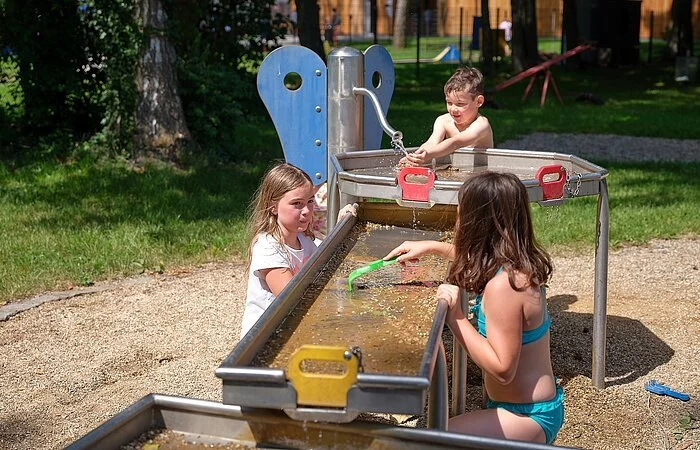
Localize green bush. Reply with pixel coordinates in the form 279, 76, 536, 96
178, 56, 255, 163
0, 0, 283, 163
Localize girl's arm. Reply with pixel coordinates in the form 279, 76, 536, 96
260, 267, 295, 296
337, 203, 358, 221
439, 279, 523, 385
384, 240, 454, 263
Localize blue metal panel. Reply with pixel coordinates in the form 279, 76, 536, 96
363, 45, 395, 151
257, 46, 327, 184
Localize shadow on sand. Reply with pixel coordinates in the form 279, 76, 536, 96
548, 294, 674, 387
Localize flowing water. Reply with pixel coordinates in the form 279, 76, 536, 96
253, 224, 451, 376
390, 136, 409, 158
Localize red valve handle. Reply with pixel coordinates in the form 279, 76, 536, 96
397, 167, 435, 202
536, 165, 567, 200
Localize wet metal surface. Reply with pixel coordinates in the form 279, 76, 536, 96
124, 428, 256, 449
253, 225, 450, 376
350, 165, 541, 182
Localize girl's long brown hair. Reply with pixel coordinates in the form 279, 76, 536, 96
446, 171, 552, 293
245, 163, 315, 273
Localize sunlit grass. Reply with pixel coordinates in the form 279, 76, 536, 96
1, 45, 699, 302
0, 157, 276, 301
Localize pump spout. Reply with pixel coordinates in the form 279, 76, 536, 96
353, 87, 402, 143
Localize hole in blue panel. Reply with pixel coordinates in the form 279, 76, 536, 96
372, 71, 382, 88
284, 72, 303, 91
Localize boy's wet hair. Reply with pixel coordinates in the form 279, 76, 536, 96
444, 66, 484, 97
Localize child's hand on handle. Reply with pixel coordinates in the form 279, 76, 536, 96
337, 202, 359, 220
436, 283, 459, 308
436, 283, 467, 322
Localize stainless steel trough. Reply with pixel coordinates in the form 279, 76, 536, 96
216, 144, 609, 432
332, 147, 608, 208
216, 211, 455, 428
67, 393, 575, 449
330, 147, 610, 389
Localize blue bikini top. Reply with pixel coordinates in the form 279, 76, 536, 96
469, 270, 550, 345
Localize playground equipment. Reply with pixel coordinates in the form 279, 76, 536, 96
220, 44, 608, 416
486, 44, 594, 107
393, 44, 462, 64
67, 394, 576, 449
70, 44, 608, 449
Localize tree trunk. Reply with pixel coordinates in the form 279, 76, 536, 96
666, 0, 694, 57
480, 0, 493, 75
510, 0, 539, 73
392, 0, 408, 48
562, 0, 581, 67
134, 0, 190, 161
437, 0, 446, 37
295, 0, 326, 63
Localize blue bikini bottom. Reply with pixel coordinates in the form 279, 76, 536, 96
486, 384, 565, 444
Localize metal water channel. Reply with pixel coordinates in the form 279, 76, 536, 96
252, 225, 449, 376
217, 211, 456, 427
67, 394, 575, 450
331, 147, 610, 390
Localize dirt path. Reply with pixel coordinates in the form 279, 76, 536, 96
1, 238, 698, 449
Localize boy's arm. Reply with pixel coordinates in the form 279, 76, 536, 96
423, 116, 492, 160
401, 115, 447, 166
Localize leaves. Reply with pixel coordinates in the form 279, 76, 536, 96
672, 414, 697, 442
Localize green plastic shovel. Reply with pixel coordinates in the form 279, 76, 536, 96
347, 257, 399, 292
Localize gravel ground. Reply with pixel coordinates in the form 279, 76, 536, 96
1, 134, 699, 449
498, 133, 700, 163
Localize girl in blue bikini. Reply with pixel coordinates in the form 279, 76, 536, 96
385, 171, 564, 444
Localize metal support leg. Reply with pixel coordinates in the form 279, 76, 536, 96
592, 178, 609, 389
327, 170, 340, 231
428, 340, 449, 431
339, 192, 358, 212
450, 290, 468, 417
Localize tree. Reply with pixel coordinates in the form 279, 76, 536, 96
1, 0, 281, 162
295, 0, 325, 62
134, 0, 190, 160
392, 0, 408, 48
666, 0, 694, 58
562, 0, 582, 67
480, 0, 493, 75
510, 0, 539, 73
1, 1, 97, 132
436, 0, 446, 37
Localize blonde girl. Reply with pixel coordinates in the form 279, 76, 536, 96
241, 163, 355, 337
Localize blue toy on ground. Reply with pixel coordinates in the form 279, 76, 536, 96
644, 380, 690, 401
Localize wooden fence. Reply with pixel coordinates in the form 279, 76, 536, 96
314, 0, 699, 41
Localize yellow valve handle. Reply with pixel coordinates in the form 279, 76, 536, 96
287, 345, 359, 408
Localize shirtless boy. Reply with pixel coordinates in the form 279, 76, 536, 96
401, 67, 493, 166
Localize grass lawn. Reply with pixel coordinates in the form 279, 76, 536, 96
1, 48, 699, 303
